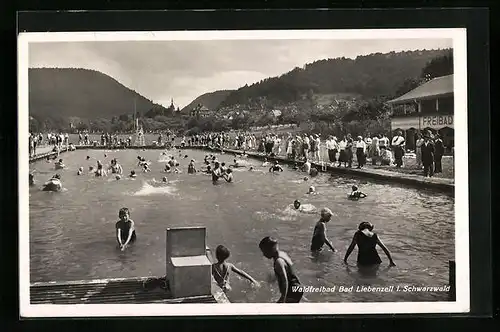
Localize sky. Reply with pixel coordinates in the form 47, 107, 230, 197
29, 38, 452, 108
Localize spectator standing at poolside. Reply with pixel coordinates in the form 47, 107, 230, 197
415, 133, 424, 168
337, 136, 348, 167
313, 134, 321, 162
302, 134, 310, 160
364, 135, 372, 157
355, 136, 367, 169
378, 133, 389, 151
433, 134, 445, 174
325, 135, 338, 166
346, 135, 354, 168
286, 134, 293, 159
369, 134, 380, 165
391, 131, 406, 168
421, 132, 435, 177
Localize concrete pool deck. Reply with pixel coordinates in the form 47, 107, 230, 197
28, 144, 454, 193
30, 245, 230, 305
30, 275, 229, 304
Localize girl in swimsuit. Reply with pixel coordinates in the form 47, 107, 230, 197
259, 236, 303, 303
211, 245, 259, 292
343, 222, 395, 267
115, 207, 137, 251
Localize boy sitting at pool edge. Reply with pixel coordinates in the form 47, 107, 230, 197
211, 245, 259, 292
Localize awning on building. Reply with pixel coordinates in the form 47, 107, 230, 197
387, 75, 454, 105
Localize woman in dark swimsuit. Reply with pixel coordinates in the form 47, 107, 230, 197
259, 236, 303, 303
343, 222, 395, 267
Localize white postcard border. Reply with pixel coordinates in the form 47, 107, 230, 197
18, 28, 469, 317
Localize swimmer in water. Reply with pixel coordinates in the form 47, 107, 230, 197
212, 245, 259, 293
348, 185, 367, 200
143, 163, 151, 172
184, 154, 188, 159
29, 173, 35, 186
204, 165, 212, 174
86, 156, 90, 161
95, 163, 107, 177
291, 200, 317, 214
220, 162, 227, 173
115, 175, 122, 180
344, 222, 395, 267
262, 158, 270, 167
42, 174, 62, 192
223, 168, 233, 183
164, 164, 172, 173
129, 170, 137, 178
302, 159, 311, 174
89, 166, 94, 172
310, 208, 336, 253
309, 167, 319, 177
292, 163, 299, 170
162, 176, 168, 183
46, 157, 51, 163
212, 162, 223, 184
303, 177, 309, 181
307, 186, 316, 194
259, 237, 303, 303
54, 159, 65, 170
77, 167, 84, 175
188, 160, 197, 174
109, 159, 123, 174
269, 160, 284, 173
249, 166, 254, 171
115, 207, 136, 251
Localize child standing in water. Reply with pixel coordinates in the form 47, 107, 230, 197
211, 245, 259, 292
115, 207, 136, 251
259, 237, 303, 303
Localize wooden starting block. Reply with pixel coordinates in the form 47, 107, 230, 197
166, 227, 212, 299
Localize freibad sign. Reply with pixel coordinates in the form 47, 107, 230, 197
391, 115, 454, 130
420, 115, 454, 129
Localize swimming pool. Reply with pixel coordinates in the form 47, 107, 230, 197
29, 148, 454, 303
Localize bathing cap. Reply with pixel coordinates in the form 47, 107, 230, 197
320, 208, 333, 217
309, 186, 315, 191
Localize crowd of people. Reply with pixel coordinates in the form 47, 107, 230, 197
186, 129, 449, 177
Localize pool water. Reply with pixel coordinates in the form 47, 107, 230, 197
29, 148, 454, 303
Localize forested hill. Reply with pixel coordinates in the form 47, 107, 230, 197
180, 90, 233, 113
29, 68, 168, 122
219, 49, 451, 107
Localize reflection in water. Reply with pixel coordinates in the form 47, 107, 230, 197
29, 149, 454, 302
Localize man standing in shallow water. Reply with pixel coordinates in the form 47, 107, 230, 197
259, 237, 303, 303
310, 208, 336, 253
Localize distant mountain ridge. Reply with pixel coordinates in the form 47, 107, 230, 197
29, 67, 168, 123
218, 49, 451, 108
180, 90, 233, 113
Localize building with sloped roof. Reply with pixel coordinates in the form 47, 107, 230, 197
387, 74, 454, 150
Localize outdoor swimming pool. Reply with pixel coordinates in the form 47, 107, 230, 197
29, 148, 455, 303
